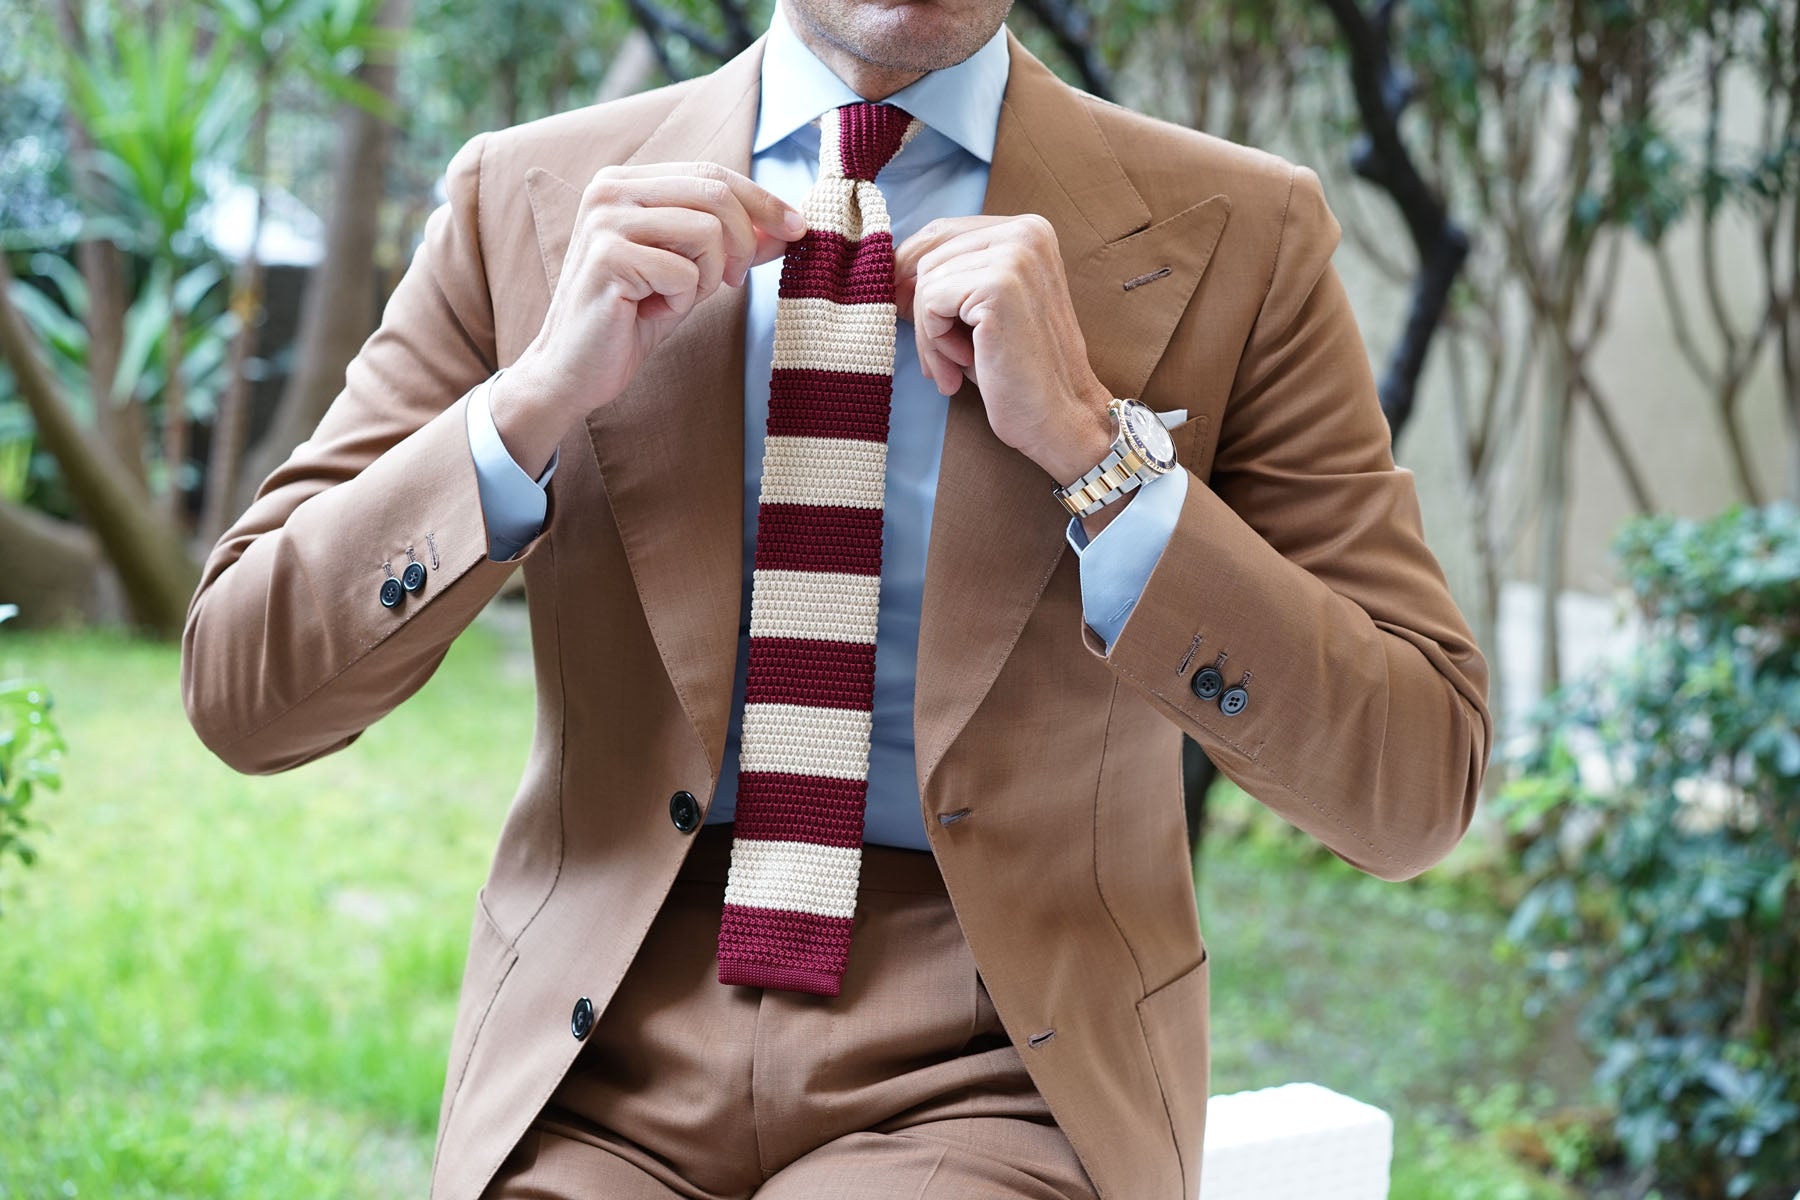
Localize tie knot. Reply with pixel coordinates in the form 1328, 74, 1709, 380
827, 102, 918, 182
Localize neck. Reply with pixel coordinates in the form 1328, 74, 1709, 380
785, 12, 925, 101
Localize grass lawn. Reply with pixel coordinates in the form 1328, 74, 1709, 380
0, 614, 1585, 1197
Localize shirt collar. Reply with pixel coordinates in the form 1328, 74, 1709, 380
752, 1, 1010, 163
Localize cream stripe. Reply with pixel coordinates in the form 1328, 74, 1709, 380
801, 178, 893, 239
748, 568, 882, 644
723, 838, 863, 920
773, 297, 899, 376
760, 437, 888, 508
740, 702, 874, 781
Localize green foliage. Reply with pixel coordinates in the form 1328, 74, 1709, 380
1497, 503, 1800, 1200
0, 605, 63, 909
0, 252, 232, 514
58, 13, 247, 260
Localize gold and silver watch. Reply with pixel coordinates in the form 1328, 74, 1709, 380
1053, 397, 1179, 519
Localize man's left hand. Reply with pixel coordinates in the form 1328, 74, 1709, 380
894, 215, 1115, 485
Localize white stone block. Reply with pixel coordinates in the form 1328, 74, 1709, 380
1199, 1082, 1393, 1199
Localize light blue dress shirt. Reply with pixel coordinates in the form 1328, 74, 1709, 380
464, 3, 1189, 848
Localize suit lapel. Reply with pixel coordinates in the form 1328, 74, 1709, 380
525, 39, 765, 782
910, 31, 1230, 796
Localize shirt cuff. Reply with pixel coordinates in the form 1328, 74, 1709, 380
466, 371, 558, 562
1064, 465, 1189, 652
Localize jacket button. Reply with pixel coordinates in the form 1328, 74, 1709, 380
379, 577, 404, 609
669, 790, 700, 833
401, 561, 428, 592
1190, 666, 1224, 701
1219, 686, 1250, 716
570, 996, 595, 1040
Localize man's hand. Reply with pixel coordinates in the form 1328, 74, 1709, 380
894, 214, 1115, 486
492, 163, 807, 476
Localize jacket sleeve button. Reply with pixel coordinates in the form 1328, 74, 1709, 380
570, 996, 595, 1040
1190, 666, 1224, 701
401, 561, 428, 592
669, 790, 700, 833
379, 577, 404, 609
1219, 686, 1250, 716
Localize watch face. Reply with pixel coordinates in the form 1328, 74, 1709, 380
1123, 403, 1176, 468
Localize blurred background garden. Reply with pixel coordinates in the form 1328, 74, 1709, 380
1, 0, 1797, 1196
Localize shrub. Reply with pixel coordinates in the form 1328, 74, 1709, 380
1496, 503, 1800, 1200
0, 604, 63, 908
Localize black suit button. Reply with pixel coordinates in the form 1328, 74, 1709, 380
379, 577, 404, 609
401, 561, 428, 592
1191, 666, 1224, 701
669, 790, 700, 833
1219, 686, 1250, 716
570, 996, 595, 1040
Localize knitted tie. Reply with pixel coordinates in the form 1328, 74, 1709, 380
717, 102, 924, 997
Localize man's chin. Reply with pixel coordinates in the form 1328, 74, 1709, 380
815, 0, 1007, 74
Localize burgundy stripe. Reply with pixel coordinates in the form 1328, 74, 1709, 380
743, 637, 877, 709
766, 369, 894, 442
753, 503, 884, 576
837, 102, 915, 181
730, 772, 868, 846
778, 231, 894, 306
718, 905, 854, 996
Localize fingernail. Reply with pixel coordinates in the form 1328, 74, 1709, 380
784, 209, 807, 236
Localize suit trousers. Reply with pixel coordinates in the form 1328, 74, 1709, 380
480, 821, 1098, 1200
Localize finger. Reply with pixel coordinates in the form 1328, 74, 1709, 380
601, 162, 806, 246
607, 240, 702, 318
894, 215, 1010, 282
914, 278, 976, 395
607, 206, 731, 300
587, 175, 762, 284
914, 225, 1014, 283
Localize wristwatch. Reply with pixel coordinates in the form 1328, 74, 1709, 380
1052, 397, 1179, 518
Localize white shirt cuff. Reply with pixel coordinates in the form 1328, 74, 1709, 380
1065, 463, 1188, 653
466, 371, 557, 562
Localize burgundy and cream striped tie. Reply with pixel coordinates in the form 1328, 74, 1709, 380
717, 102, 924, 997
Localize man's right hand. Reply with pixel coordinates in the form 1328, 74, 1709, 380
489, 162, 807, 477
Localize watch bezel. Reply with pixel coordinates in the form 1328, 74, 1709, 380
1114, 399, 1178, 473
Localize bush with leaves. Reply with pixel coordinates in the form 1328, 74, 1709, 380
1497, 503, 1800, 1200
0, 604, 63, 910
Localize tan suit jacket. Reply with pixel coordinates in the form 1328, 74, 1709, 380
181, 30, 1492, 1200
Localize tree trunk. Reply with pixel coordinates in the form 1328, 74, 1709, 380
1535, 331, 1573, 698
159, 290, 189, 528
235, 0, 407, 512
0, 499, 123, 627
201, 80, 273, 544
54, 0, 145, 486
596, 29, 660, 104
1184, 738, 1218, 866
0, 255, 198, 636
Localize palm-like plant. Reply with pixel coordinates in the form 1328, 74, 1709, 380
60, 12, 244, 517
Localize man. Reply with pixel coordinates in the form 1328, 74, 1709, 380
180, 0, 1493, 1194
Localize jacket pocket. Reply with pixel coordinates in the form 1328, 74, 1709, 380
433, 887, 520, 1167
1136, 949, 1211, 1199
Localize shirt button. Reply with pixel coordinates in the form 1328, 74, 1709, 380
401, 561, 428, 592
570, 996, 595, 1040
379, 577, 404, 609
1190, 666, 1224, 701
669, 790, 700, 833
1219, 686, 1250, 716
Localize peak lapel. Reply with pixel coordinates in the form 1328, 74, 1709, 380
912, 31, 1232, 798
526, 38, 765, 785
